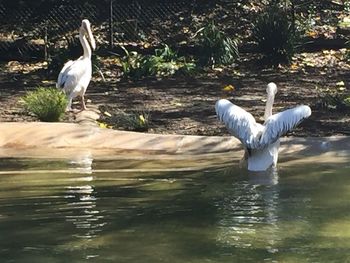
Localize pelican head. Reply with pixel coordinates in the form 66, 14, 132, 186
81, 19, 96, 50
266, 82, 277, 96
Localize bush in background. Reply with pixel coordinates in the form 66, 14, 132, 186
120, 44, 195, 79
194, 21, 239, 67
316, 83, 350, 112
253, 4, 297, 64
99, 106, 151, 132
120, 111, 150, 132
21, 87, 68, 122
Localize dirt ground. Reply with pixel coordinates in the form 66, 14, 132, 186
1, 51, 350, 137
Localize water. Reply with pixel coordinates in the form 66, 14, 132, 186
0, 157, 349, 262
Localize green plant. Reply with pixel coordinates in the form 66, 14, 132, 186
295, 5, 317, 36
120, 45, 195, 79
21, 87, 68, 121
120, 46, 146, 79
120, 111, 150, 132
317, 86, 350, 111
253, 4, 297, 64
154, 44, 178, 61
194, 21, 239, 67
345, 0, 350, 13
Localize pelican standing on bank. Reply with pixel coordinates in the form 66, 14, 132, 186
215, 82, 311, 171
56, 19, 96, 111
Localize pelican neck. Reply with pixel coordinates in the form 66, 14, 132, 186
264, 93, 275, 120
79, 29, 92, 59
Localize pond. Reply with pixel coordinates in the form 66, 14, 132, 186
0, 155, 349, 262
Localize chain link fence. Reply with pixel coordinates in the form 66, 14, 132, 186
0, 0, 190, 61
0, 0, 338, 61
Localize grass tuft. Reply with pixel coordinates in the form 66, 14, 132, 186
21, 87, 68, 122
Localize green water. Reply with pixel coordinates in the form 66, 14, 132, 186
0, 158, 350, 262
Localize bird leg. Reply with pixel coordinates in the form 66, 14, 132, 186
66, 97, 73, 112
81, 95, 87, 110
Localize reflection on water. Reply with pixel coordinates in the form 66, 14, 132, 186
64, 177, 105, 239
247, 167, 279, 186
0, 158, 349, 262
68, 151, 93, 174
216, 174, 280, 254
66, 152, 105, 253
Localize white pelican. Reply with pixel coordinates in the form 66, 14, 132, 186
56, 19, 96, 111
215, 82, 311, 171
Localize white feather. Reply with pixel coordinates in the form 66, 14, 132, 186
56, 60, 74, 89
57, 57, 91, 96
215, 99, 264, 149
215, 83, 312, 171
260, 105, 311, 147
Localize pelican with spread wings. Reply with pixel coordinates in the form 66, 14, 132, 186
56, 19, 96, 111
215, 82, 311, 171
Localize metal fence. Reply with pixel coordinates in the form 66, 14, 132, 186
0, 0, 190, 61
0, 0, 334, 61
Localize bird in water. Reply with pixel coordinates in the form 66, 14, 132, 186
56, 19, 96, 111
215, 82, 311, 171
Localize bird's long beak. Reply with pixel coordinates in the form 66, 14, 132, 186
82, 20, 96, 50
87, 26, 96, 51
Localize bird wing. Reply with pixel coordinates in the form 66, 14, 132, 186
215, 99, 263, 149
259, 105, 312, 147
56, 57, 89, 95
56, 60, 75, 89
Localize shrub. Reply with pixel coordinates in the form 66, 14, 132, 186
120, 45, 195, 79
100, 108, 151, 132
21, 87, 68, 122
120, 111, 150, 132
316, 86, 350, 111
194, 21, 239, 67
120, 47, 146, 79
253, 4, 297, 64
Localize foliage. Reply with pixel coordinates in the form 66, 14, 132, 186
253, 4, 298, 64
194, 21, 239, 67
120, 45, 195, 79
119, 111, 150, 132
344, 1, 350, 13
99, 107, 151, 132
316, 84, 350, 111
295, 4, 317, 35
21, 87, 68, 122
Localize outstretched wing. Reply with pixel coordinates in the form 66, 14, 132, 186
56, 60, 75, 89
260, 105, 312, 147
215, 99, 263, 149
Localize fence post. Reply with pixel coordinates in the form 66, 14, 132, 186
44, 21, 49, 62
109, 0, 114, 49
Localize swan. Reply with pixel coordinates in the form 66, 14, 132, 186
215, 82, 311, 171
56, 19, 96, 111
